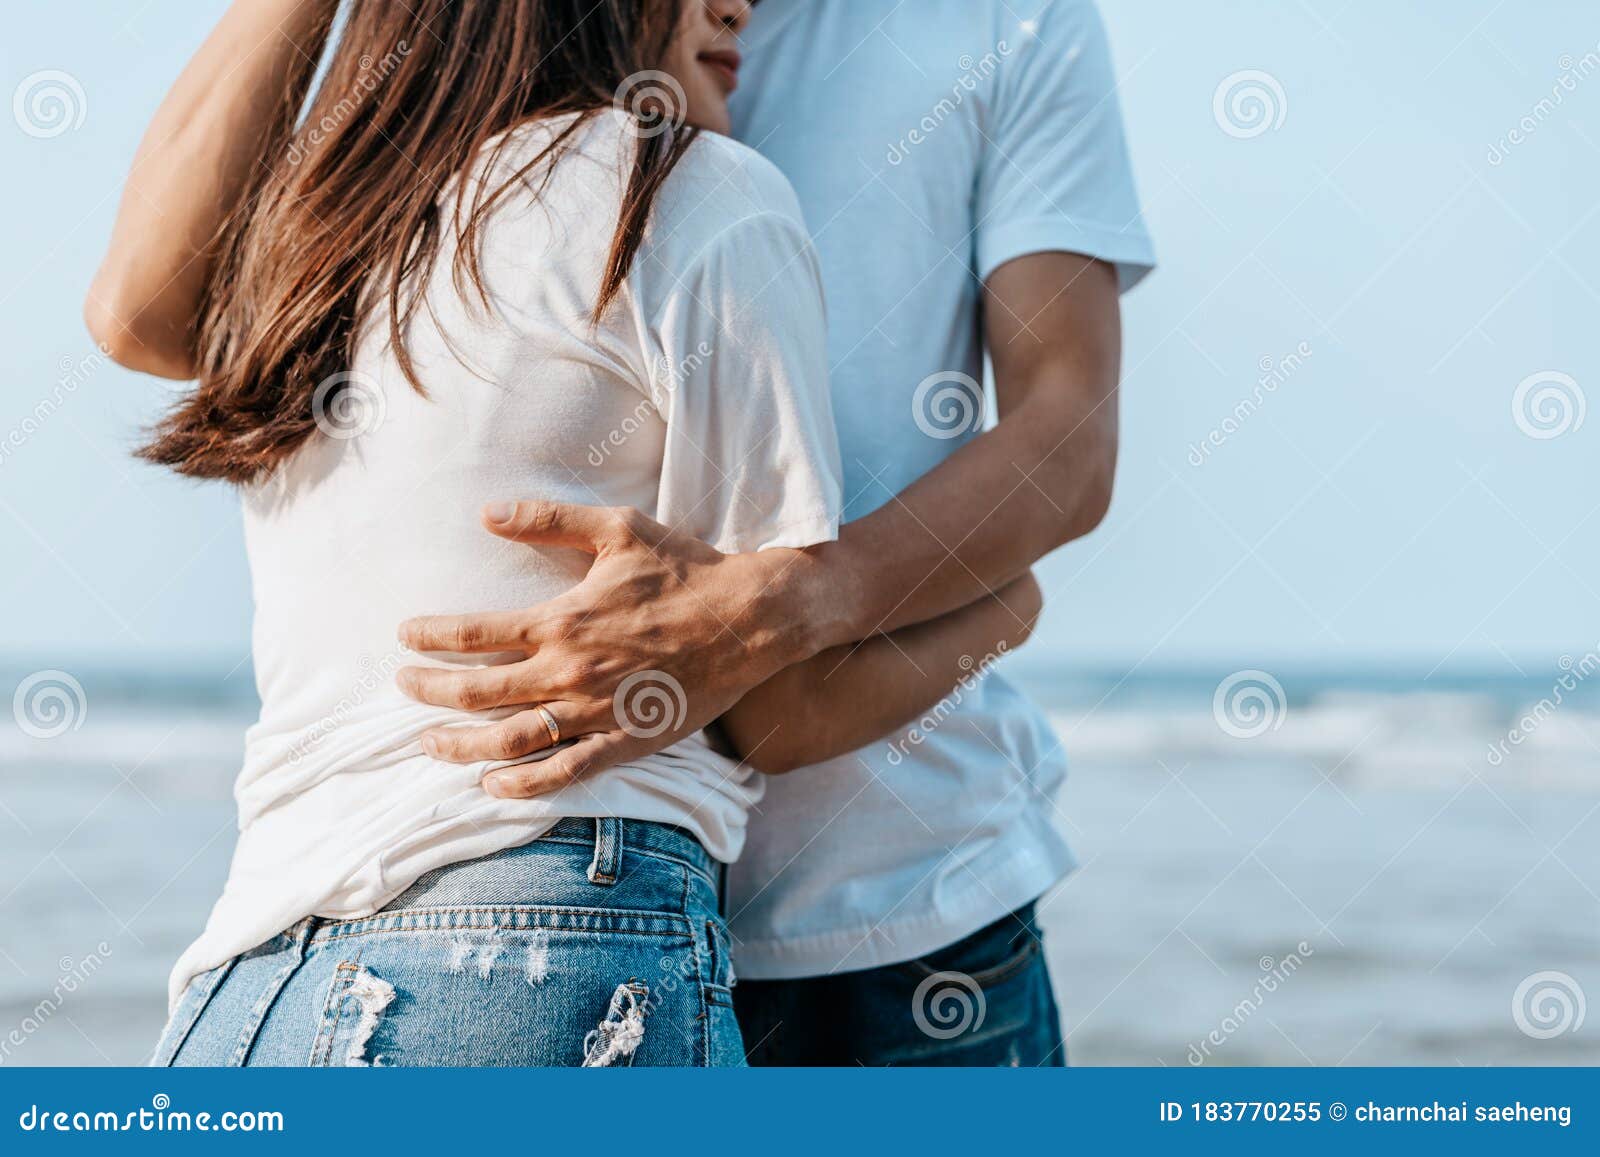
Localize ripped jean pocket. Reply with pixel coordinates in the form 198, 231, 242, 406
298, 914, 719, 1067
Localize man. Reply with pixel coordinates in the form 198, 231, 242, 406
399, 0, 1154, 1065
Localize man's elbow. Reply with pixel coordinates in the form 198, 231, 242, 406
1072, 464, 1115, 539
726, 726, 809, 776
82, 287, 196, 380
742, 745, 809, 776
1047, 439, 1117, 547
729, 711, 814, 775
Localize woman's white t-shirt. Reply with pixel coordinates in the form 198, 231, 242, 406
169, 111, 842, 1009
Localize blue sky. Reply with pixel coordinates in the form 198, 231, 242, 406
1, 0, 1595, 674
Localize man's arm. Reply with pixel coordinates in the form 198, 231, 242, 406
398, 251, 1120, 796
85, 0, 336, 377
809, 252, 1121, 636
420, 570, 1039, 787
718, 573, 1041, 776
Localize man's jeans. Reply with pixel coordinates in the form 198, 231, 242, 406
735, 902, 1066, 1066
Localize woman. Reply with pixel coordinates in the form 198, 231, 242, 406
89, 0, 1041, 1067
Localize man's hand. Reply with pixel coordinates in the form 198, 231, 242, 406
396, 501, 827, 798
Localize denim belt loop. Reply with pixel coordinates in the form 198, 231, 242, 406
587, 816, 623, 885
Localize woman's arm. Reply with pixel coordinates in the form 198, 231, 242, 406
84, 0, 337, 378
717, 573, 1043, 774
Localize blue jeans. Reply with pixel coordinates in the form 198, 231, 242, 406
734, 902, 1065, 1066
153, 818, 744, 1067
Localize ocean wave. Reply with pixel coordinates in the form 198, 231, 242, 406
1051, 689, 1600, 791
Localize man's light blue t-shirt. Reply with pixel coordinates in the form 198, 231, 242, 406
728, 0, 1156, 978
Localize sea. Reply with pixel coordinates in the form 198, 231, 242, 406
1, 661, 1596, 1066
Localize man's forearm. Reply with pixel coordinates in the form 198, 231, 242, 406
722, 573, 1042, 774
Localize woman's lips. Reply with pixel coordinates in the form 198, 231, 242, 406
698, 50, 742, 92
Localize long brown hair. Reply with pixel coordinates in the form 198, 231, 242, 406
141, 0, 696, 483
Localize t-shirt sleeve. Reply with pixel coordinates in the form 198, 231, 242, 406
644, 209, 842, 554
975, 0, 1156, 291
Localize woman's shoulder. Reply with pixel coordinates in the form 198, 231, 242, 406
643, 127, 812, 274
476, 111, 815, 305
671, 130, 806, 226
488, 111, 805, 230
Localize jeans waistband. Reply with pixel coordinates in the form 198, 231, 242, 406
539, 816, 718, 884
344, 817, 719, 922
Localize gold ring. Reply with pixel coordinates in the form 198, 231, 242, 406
533, 703, 560, 747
